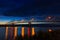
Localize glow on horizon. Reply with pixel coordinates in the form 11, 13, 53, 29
0, 20, 10, 24
0, 16, 21, 24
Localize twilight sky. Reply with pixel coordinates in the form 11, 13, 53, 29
0, 0, 60, 17
0, 0, 59, 22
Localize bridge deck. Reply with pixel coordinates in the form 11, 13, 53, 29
0, 21, 60, 27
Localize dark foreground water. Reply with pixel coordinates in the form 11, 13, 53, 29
0, 27, 60, 40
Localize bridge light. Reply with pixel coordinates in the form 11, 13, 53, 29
48, 16, 51, 19
46, 16, 52, 20
21, 27, 25, 37
32, 27, 35, 36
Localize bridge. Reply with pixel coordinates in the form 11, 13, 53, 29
0, 20, 60, 40
0, 21, 60, 26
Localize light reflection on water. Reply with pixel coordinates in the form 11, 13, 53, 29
0, 27, 60, 34
0, 27, 60, 40
18, 27, 60, 35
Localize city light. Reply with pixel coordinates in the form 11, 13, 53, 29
48, 29, 52, 32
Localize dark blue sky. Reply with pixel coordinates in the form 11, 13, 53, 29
0, 0, 59, 17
